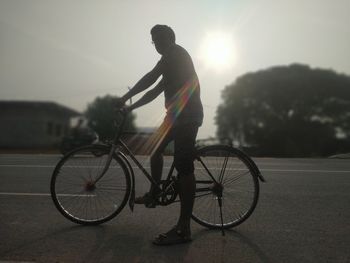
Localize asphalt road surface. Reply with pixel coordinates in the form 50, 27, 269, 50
0, 154, 349, 263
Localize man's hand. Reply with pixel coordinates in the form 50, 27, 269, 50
115, 97, 126, 109
121, 105, 132, 114
115, 104, 132, 116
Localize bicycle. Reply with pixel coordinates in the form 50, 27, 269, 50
50, 110, 266, 234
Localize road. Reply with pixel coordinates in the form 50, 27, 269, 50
0, 154, 349, 263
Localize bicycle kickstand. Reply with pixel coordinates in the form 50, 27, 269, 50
218, 198, 225, 236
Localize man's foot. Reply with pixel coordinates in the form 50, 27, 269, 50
134, 192, 157, 208
152, 227, 192, 246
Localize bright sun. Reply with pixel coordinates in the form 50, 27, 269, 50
200, 32, 237, 71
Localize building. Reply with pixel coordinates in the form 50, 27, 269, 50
0, 101, 80, 149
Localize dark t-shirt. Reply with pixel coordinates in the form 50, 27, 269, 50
157, 44, 203, 127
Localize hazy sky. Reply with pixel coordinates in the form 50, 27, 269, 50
1, 0, 349, 138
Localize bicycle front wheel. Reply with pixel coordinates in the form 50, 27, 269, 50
51, 145, 131, 225
192, 145, 259, 229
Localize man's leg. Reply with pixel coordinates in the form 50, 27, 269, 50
176, 172, 196, 233
149, 151, 163, 195
135, 122, 173, 205
135, 149, 166, 205
152, 124, 198, 245
149, 125, 173, 195
174, 124, 198, 234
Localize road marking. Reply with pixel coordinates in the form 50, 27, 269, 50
0, 165, 54, 168
0, 192, 98, 197
0, 192, 50, 197
260, 169, 350, 173
200, 168, 350, 173
1, 164, 349, 173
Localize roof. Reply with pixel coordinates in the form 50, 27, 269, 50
0, 100, 81, 117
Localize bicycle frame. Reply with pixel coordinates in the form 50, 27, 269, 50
93, 110, 220, 210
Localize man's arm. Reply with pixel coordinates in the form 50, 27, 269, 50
128, 79, 165, 111
121, 62, 163, 103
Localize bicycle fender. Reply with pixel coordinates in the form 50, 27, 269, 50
236, 147, 266, 183
116, 151, 135, 212
246, 156, 266, 183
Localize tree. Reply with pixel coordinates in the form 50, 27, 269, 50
85, 95, 136, 141
216, 64, 350, 157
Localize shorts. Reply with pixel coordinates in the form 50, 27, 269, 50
152, 122, 199, 175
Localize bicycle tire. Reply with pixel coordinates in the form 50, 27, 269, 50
192, 145, 259, 229
51, 144, 131, 225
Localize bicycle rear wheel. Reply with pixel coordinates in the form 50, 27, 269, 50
51, 145, 131, 225
192, 145, 259, 229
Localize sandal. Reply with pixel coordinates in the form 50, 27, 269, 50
134, 192, 157, 208
152, 227, 192, 246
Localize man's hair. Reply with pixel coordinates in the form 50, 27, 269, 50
151, 25, 176, 43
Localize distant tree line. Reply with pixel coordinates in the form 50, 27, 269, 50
216, 64, 350, 157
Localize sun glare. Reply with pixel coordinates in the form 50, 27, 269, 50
199, 32, 237, 71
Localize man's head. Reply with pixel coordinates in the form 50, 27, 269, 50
151, 25, 176, 55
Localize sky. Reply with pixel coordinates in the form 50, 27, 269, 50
1, 0, 349, 139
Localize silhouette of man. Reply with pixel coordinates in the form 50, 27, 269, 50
118, 25, 203, 245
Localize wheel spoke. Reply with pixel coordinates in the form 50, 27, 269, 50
219, 155, 229, 183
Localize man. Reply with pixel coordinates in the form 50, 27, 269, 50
118, 25, 203, 245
